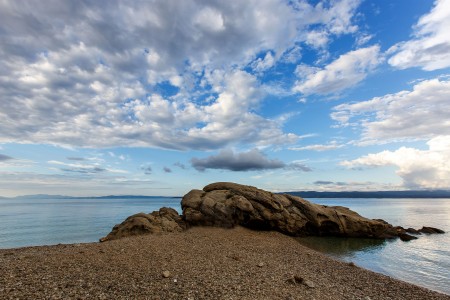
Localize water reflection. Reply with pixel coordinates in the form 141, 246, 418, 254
296, 236, 386, 257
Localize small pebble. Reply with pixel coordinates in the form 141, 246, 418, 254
257, 262, 265, 267
303, 279, 315, 288
162, 270, 170, 278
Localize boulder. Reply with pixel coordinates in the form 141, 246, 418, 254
181, 182, 399, 239
100, 207, 185, 242
101, 182, 445, 242
419, 226, 445, 234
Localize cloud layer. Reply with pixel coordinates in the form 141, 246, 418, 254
332, 77, 450, 144
0, 0, 362, 150
341, 136, 450, 189
388, 0, 450, 71
293, 45, 381, 95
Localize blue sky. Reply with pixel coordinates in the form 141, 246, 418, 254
1, 0, 449, 196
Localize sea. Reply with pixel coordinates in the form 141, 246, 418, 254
0, 196, 449, 295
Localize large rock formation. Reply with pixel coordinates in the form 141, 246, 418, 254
100, 207, 185, 242
101, 182, 444, 242
182, 182, 399, 239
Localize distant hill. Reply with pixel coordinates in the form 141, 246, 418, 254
4, 191, 450, 200
284, 190, 450, 198
6, 194, 181, 200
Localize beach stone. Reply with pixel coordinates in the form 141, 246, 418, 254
99, 207, 186, 242
303, 279, 315, 288
257, 262, 265, 267
162, 271, 170, 278
182, 182, 401, 239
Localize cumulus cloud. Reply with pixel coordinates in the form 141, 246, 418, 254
0, 0, 362, 150
191, 149, 284, 172
341, 136, 450, 189
191, 149, 311, 172
331, 77, 450, 144
293, 45, 382, 95
388, 0, 450, 70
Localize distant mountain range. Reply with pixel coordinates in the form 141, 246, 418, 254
2, 194, 181, 200
284, 190, 450, 198
2, 190, 450, 199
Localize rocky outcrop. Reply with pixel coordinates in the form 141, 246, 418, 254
182, 182, 400, 239
101, 182, 445, 242
100, 207, 185, 242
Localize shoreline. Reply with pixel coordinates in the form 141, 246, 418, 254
1, 226, 449, 299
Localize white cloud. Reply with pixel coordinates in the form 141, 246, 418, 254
388, 0, 450, 71
305, 30, 329, 48
293, 45, 382, 95
341, 136, 450, 189
331, 77, 450, 144
0, 0, 363, 150
289, 141, 344, 151
251, 52, 275, 72
355, 33, 373, 46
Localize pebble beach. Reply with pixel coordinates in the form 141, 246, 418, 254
1, 226, 449, 300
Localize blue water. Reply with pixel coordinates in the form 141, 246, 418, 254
0, 197, 448, 295
0, 197, 181, 249
297, 198, 450, 295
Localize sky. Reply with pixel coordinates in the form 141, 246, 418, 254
0, 0, 449, 197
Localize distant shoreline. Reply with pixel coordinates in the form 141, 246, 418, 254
3, 191, 450, 199
285, 190, 450, 198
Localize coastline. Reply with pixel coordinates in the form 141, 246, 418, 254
1, 226, 448, 300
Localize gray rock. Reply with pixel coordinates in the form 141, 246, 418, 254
182, 182, 399, 239
100, 207, 186, 242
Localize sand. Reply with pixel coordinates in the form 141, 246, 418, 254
1, 226, 449, 300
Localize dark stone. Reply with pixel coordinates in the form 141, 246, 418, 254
399, 233, 418, 241
419, 226, 445, 234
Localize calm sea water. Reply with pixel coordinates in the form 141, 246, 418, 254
0, 197, 449, 295
297, 198, 450, 295
0, 197, 181, 249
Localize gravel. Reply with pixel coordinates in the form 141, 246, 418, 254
1, 226, 449, 300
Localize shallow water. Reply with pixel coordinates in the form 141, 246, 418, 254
297, 198, 450, 295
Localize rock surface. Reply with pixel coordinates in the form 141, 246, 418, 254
102, 182, 444, 241
182, 182, 400, 239
100, 207, 185, 242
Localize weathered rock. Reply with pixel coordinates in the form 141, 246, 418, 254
99, 207, 185, 242
101, 182, 445, 242
406, 227, 421, 234
182, 182, 399, 239
419, 226, 445, 234
398, 232, 418, 241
